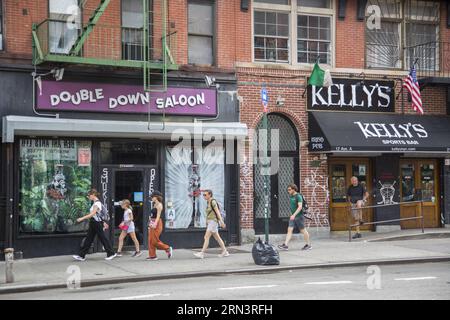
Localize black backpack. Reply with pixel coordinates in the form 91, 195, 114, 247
299, 194, 309, 213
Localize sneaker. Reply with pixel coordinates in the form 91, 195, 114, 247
131, 251, 143, 258
193, 252, 205, 259
277, 244, 289, 251
116, 252, 123, 257
105, 253, 117, 261
358, 233, 363, 238
167, 247, 173, 259
73, 255, 86, 262
301, 244, 312, 251
218, 250, 230, 258
352, 233, 362, 240
146, 256, 158, 261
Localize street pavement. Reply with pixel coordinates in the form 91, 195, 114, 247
0, 229, 449, 296
2, 262, 449, 300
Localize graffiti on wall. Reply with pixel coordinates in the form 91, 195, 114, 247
303, 163, 330, 231
240, 156, 253, 226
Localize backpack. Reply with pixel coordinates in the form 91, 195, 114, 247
298, 194, 309, 213
211, 198, 226, 222
94, 200, 110, 222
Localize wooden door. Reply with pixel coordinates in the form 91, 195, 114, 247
400, 160, 440, 229
329, 159, 373, 231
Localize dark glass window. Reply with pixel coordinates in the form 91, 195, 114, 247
100, 141, 157, 165
331, 164, 347, 203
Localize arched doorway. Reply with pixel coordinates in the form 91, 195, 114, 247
254, 113, 300, 234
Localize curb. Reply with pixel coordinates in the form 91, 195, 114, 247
1, 255, 450, 295
367, 232, 450, 242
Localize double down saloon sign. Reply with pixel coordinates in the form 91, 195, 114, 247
307, 78, 395, 113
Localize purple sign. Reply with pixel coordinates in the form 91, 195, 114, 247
37, 80, 217, 116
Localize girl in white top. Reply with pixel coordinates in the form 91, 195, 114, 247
117, 199, 142, 258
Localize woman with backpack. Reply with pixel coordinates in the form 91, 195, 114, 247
73, 189, 117, 261
116, 199, 142, 258
194, 190, 229, 259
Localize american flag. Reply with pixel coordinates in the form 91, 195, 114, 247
403, 66, 423, 115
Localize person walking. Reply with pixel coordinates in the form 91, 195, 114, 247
347, 176, 369, 239
147, 191, 173, 261
116, 200, 142, 258
278, 184, 311, 251
194, 190, 229, 259
73, 189, 117, 261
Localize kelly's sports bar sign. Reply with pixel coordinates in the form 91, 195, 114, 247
37, 80, 217, 116
307, 78, 395, 112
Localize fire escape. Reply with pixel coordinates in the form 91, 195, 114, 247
31, 0, 177, 93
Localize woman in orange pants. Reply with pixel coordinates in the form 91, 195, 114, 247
147, 191, 173, 261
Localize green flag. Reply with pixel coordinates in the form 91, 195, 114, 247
308, 63, 333, 87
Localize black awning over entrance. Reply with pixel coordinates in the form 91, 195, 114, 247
308, 111, 450, 153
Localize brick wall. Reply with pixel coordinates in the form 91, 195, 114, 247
237, 67, 330, 230
335, 0, 365, 69
0, 0, 246, 70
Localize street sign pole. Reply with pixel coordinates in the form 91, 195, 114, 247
261, 86, 269, 243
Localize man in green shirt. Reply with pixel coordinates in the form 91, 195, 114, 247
278, 184, 311, 251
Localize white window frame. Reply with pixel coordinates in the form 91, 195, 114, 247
252, 0, 335, 68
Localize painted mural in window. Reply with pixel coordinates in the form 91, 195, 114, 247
164, 145, 225, 230
19, 139, 92, 234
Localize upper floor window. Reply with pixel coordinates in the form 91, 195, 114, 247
49, 0, 81, 54
365, 0, 439, 70
0, 0, 3, 51
188, 0, 215, 66
122, 0, 145, 61
254, 11, 289, 63
253, 0, 334, 66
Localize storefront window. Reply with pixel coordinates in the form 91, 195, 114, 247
420, 164, 435, 202
19, 139, 92, 234
401, 163, 415, 202
352, 164, 367, 189
100, 141, 157, 165
164, 145, 225, 230
331, 164, 346, 203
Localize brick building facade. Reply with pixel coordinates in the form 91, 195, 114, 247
235, 0, 450, 240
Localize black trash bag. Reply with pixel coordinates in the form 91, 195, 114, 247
252, 238, 280, 266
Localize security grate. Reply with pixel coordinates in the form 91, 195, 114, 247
256, 114, 298, 152
278, 157, 295, 218
254, 162, 271, 219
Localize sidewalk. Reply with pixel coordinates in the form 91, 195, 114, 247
1, 229, 449, 294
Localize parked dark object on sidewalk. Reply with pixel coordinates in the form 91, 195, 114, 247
252, 238, 280, 266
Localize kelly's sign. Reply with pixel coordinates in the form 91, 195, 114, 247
37, 80, 217, 116
307, 78, 395, 112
